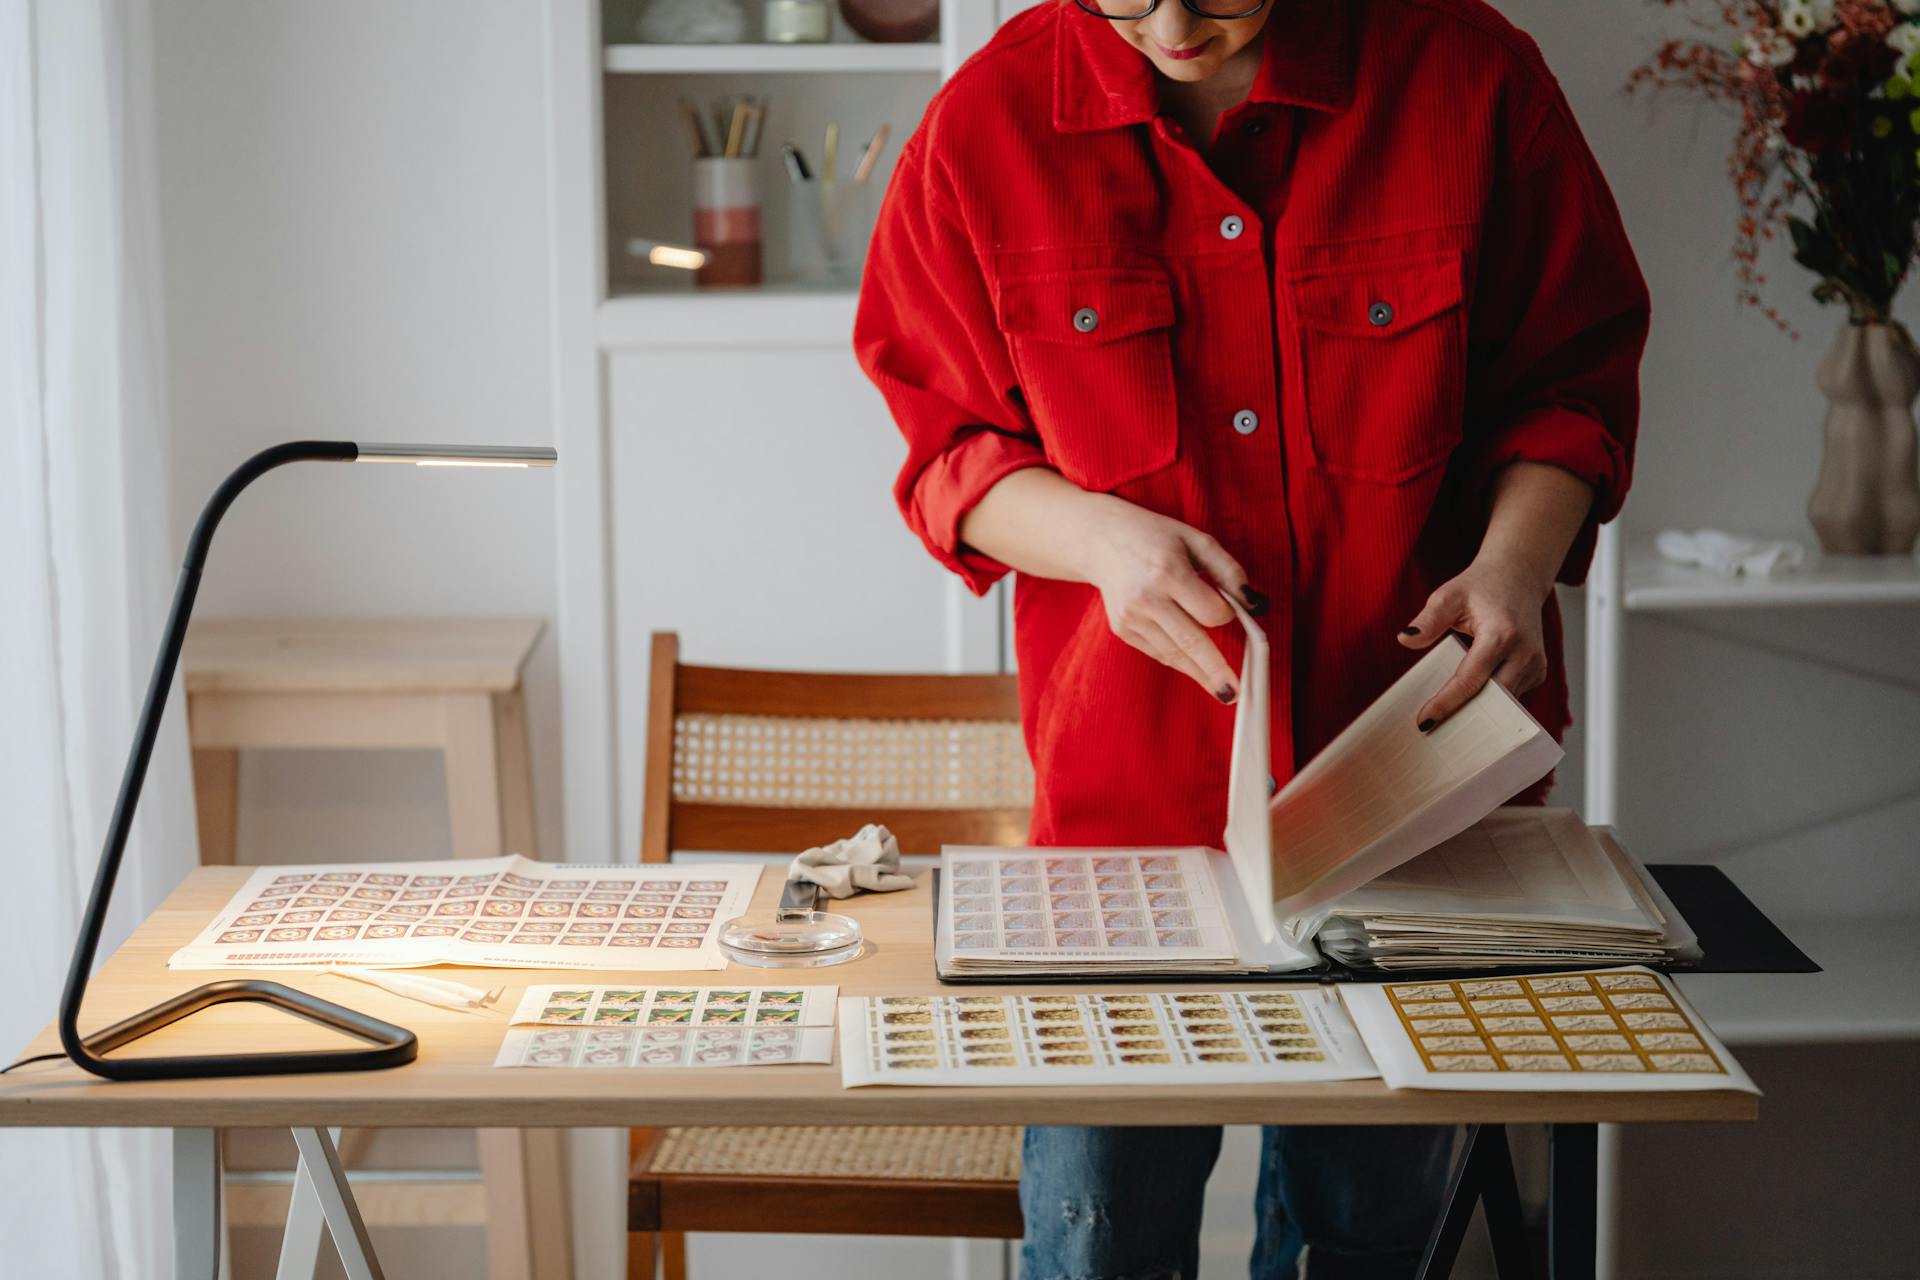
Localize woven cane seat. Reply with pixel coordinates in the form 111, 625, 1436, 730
641, 1125, 1023, 1183
673, 713, 1034, 810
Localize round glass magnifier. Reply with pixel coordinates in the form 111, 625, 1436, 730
718, 879, 866, 969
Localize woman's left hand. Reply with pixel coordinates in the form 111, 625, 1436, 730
1395, 555, 1553, 730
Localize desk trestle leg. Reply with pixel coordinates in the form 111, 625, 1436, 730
275, 1127, 335, 1280
1415, 1123, 1537, 1280
174, 1128, 223, 1280
288, 1126, 386, 1280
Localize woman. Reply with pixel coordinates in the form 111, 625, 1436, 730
856, 0, 1647, 1275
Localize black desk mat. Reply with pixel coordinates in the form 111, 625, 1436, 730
927, 864, 1819, 986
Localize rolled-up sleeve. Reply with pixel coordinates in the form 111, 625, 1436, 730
855, 138, 1050, 595
1463, 88, 1650, 585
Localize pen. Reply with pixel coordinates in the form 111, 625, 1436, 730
853, 123, 891, 184
741, 99, 766, 158
684, 98, 719, 157
724, 100, 748, 158
782, 141, 812, 184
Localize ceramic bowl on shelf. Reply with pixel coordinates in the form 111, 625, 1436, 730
636, 0, 748, 44
839, 0, 939, 44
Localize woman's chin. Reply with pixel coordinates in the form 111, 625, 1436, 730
1147, 53, 1227, 81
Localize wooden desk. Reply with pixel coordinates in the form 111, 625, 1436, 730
1, 869, 1756, 1278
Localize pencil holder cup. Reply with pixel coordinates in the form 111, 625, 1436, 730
789, 178, 874, 287
693, 156, 762, 288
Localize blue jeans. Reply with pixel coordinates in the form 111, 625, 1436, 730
1018, 1124, 1459, 1280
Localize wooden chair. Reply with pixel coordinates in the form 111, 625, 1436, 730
628, 632, 1033, 1279
181, 616, 570, 1280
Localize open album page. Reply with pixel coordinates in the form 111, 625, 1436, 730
939, 847, 1245, 974
1268, 637, 1563, 931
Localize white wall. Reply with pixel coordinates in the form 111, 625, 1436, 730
153, 0, 563, 865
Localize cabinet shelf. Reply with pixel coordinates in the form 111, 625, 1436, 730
604, 43, 942, 75
1621, 533, 1920, 611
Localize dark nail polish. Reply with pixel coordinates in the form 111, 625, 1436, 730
1216, 684, 1237, 704
1417, 718, 1436, 733
1401, 625, 1421, 636
1241, 586, 1270, 617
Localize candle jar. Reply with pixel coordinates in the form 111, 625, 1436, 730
764, 0, 832, 43
692, 157, 762, 288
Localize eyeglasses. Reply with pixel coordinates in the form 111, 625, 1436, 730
1073, 0, 1271, 19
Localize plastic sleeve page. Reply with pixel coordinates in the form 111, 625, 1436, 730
1328, 809, 1653, 928
1267, 638, 1563, 926
838, 988, 1378, 1088
1340, 967, 1757, 1093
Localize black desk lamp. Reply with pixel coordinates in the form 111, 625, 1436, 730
57, 440, 556, 1081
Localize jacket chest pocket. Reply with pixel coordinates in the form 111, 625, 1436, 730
1287, 253, 1467, 485
996, 271, 1178, 492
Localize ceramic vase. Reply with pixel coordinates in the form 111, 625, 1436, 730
1807, 320, 1920, 555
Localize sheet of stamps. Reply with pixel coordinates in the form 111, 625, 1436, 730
939, 848, 1240, 964
170, 855, 761, 972
494, 1024, 835, 1069
839, 988, 1378, 1087
508, 984, 837, 1028
1340, 967, 1758, 1093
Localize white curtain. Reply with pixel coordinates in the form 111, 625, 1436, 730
2, 0, 197, 1273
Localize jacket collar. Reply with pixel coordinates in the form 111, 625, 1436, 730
1053, 0, 1353, 133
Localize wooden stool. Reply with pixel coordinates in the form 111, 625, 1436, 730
181, 616, 570, 1280
183, 616, 544, 863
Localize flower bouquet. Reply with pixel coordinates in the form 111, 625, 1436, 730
1631, 0, 1920, 552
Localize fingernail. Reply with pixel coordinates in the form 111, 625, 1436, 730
1401, 625, 1421, 636
1216, 684, 1237, 704
1241, 586, 1269, 617
1418, 718, 1436, 733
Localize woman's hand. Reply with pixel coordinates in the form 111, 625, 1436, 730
1073, 494, 1263, 704
1396, 555, 1552, 729
1396, 460, 1596, 730
956, 468, 1263, 702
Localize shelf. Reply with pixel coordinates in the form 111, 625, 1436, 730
604, 43, 942, 75
597, 286, 857, 350
1679, 915, 1920, 1045
1621, 533, 1920, 611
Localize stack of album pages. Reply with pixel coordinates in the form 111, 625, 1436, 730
935, 598, 1698, 979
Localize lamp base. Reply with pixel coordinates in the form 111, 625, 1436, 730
73, 979, 416, 1081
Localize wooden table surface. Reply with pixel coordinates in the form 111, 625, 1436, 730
1, 868, 1758, 1129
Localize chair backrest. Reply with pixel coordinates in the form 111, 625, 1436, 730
640, 632, 1034, 863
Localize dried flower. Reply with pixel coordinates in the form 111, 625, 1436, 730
1630, 0, 1920, 332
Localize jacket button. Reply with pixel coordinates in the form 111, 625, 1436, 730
1219, 215, 1245, 240
1072, 306, 1099, 333
1233, 409, 1259, 435
1368, 301, 1394, 327
1245, 118, 1268, 136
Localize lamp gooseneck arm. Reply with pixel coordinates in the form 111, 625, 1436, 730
57, 441, 358, 1076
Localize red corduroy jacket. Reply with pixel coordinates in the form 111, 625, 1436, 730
855, 0, 1649, 848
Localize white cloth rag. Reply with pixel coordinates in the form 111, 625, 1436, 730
1655, 528, 1806, 579
789, 823, 914, 898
